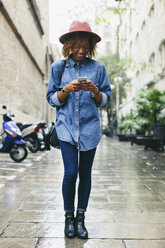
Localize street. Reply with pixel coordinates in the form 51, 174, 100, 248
0, 136, 165, 248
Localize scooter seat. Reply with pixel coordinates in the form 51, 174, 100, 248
16, 123, 32, 131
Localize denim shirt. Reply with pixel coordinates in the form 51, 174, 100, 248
46, 55, 111, 151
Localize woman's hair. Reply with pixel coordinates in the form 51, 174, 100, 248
62, 33, 97, 58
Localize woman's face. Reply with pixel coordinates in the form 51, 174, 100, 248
72, 38, 89, 62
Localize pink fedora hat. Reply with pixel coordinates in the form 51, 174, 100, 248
59, 20, 101, 44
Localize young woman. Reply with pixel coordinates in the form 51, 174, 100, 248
46, 20, 111, 239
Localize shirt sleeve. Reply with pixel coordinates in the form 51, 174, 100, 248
98, 63, 111, 108
99, 92, 108, 107
46, 62, 65, 107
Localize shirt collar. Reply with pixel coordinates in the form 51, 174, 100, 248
67, 54, 87, 67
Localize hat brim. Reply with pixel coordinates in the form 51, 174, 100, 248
59, 31, 101, 44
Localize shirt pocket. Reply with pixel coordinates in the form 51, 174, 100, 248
82, 91, 94, 104
58, 69, 71, 89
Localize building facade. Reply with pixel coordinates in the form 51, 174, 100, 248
95, 7, 118, 58
119, 0, 165, 116
0, 0, 56, 123
95, 24, 112, 57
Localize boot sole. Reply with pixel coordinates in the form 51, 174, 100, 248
65, 234, 76, 239
77, 234, 88, 239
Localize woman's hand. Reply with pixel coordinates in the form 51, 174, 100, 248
64, 80, 81, 92
58, 80, 81, 103
81, 80, 102, 104
80, 80, 98, 95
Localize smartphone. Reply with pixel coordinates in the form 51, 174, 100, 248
78, 77, 88, 82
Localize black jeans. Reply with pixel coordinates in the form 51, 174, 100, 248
59, 140, 96, 212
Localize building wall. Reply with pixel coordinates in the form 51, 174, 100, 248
95, 15, 118, 58
2, 0, 45, 68
95, 24, 112, 57
0, 0, 55, 124
119, 0, 165, 116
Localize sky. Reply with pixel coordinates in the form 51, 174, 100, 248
49, 0, 98, 45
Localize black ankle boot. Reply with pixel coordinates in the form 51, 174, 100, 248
64, 212, 76, 238
76, 211, 88, 239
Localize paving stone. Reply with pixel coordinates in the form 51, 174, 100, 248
139, 202, 165, 212
0, 201, 23, 210
156, 223, 165, 236
87, 223, 163, 239
86, 210, 115, 223
0, 238, 38, 248
46, 210, 66, 223
9, 211, 48, 223
0, 223, 8, 236
88, 201, 141, 211
37, 238, 125, 248
114, 212, 165, 224
0, 211, 14, 224
20, 201, 55, 211
124, 240, 165, 248
2, 223, 64, 238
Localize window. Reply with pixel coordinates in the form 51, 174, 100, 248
149, 52, 155, 73
158, 0, 163, 17
141, 20, 146, 31
103, 25, 110, 36
135, 33, 140, 53
129, 11, 132, 34
148, 4, 154, 32
141, 20, 146, 42
129, 41, 132, 57
159, 40, 165, 67
149, 4, 154, 17
27, 0, 44, 35
105, 41, 111, 54
160, 0, 165, 13
136, 33, 139, 44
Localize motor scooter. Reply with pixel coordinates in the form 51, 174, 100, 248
16, 122, 40, 153
35, 121, 47, 151
0, 106, 28, 162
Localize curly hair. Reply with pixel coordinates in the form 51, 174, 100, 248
62, 33, 97, 59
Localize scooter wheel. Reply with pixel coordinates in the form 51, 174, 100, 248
28, 137, 40, 153
10, 146, 28, 162
39, 138, 46, 151
39, 145, 46, 151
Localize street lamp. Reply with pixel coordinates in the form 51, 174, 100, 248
114, 76, 122, 120
110, 84, 115, 90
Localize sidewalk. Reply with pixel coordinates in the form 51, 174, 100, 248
0, 136, 165, 247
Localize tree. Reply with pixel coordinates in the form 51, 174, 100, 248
135, 89, 165, 133
118, 89, 165, 135
99, 54, 130, 128
95, 0, 133, 121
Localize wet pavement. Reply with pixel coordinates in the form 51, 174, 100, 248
0, 136, 165, 248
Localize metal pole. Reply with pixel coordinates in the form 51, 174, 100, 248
116, 76, 120, 120
116, 1, 122, 121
